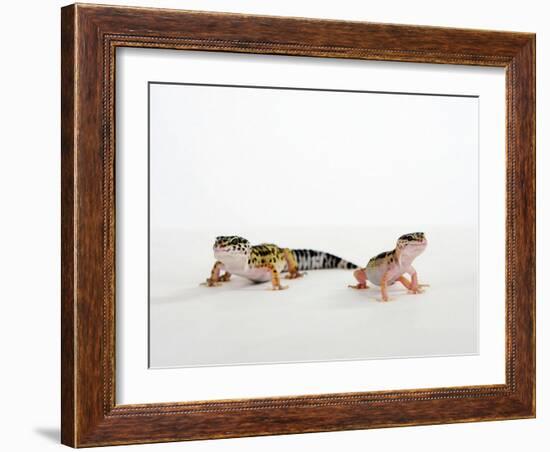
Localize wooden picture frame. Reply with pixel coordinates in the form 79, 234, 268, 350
61, 3, 535, 447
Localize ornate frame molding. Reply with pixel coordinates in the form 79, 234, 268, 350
62, 4, 535, 447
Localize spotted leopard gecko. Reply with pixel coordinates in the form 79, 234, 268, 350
349, 232, 428, 302
205, 236, 358, 290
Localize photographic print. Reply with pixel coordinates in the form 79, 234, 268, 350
62, 5, 535, 445
148, 81, 478, 368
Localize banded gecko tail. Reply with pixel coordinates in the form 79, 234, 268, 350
291, 249, 359, 271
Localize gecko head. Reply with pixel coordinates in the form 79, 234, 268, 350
213, 236, 251, 260
396, 232, 427, 257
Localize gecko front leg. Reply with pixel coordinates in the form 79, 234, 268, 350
409, 270, 423, 294
380, 271, 390, 302
348, 267, 369, 289
204, 261, 231, 287
283, 248, 304, 279
399, 268, 429, 294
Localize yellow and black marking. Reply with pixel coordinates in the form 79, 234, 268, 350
247, 245, 357, 272
248, 244, 287, 269
367, 249, 396, 270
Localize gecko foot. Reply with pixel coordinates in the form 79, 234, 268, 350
285, 271, 305, 280
378, 296, 393, 302
218, 273, 231, 282
408, 283, 429, 294
202, 279, 223, 287
270, 285, 289, 291
348, 283, 369, 290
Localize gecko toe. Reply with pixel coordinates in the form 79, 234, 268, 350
378, 296, 393, 302
203, 279, 223, 287
270, 285, 289, 291
348, 284, 368, 290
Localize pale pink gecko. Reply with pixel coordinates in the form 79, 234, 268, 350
349, 232, 428, 302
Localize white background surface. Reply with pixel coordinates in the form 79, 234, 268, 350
149, 70, 480, 368
118, 48, 505, 403
0, 0, 547, 451
150, 82, 479, 231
